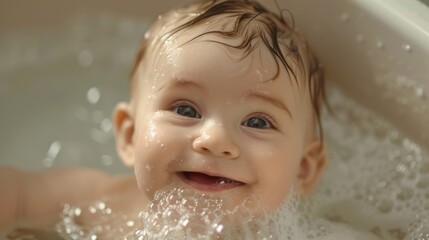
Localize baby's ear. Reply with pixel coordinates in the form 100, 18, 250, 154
296, 140, 327, 195
113, 102, 135, 168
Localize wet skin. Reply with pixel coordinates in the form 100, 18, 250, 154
114, 28, 326, 214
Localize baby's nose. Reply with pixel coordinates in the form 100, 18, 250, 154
192, 122, 240, 159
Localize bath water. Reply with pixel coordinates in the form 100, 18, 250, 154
1, 16, 428, 240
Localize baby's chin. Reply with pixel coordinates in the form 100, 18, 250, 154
134, 184, 302, 239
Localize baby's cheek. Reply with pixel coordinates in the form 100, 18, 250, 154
133, 122, 162, 190
250, 145, 297, 209
134, 120, 183, 197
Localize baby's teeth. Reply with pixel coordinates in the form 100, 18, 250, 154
217, 178, 235, 184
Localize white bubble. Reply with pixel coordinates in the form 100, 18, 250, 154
47, 141, 61, 158
87, 87, 100, 104
100, 118, 112, 132
43, 141, 61, 167
402, 44, 412, 52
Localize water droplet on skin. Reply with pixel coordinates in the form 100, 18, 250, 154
126, 220, 135, 227
255, 69, 264, 81
216, 224, 224, 233
181, 218, 189, 227
89, 206, 97, 214
105, 208, 112, 214
74, 208, 82, 217
97, 202, 106, 210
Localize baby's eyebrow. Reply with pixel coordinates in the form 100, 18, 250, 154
245, 91, 292, 119
156, 79, 205, 93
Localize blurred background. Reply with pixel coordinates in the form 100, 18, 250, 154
0, 0, 184, 34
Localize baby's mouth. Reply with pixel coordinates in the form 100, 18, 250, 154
177, 171, 245, 192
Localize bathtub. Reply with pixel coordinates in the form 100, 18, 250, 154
0, 0, 428, 238
286, 0, 429, 150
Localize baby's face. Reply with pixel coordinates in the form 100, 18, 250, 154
115, 28, 325, 213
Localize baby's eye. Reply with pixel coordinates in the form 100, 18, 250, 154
242, 115, 273, 129
173, 104, 201, 119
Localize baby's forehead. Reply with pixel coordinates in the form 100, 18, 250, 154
145, 18, 293, 71
148, 34, 288, 83
137, 29, 304, 102
135, 2, 307, 91
142, 38, 304, 108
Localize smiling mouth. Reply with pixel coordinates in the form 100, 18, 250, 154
177, 171, 245, 192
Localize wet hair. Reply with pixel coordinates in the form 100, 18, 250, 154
131, 0, 326, 140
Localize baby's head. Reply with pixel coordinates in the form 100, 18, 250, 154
114, 0, 326, 213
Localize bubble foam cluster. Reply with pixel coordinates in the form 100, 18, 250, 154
131, 186, 305, 240
308, 86, 429, 240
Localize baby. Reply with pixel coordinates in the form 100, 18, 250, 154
0, 0, 328, 237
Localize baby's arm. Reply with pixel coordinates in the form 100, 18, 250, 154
0, 167, 112, 231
